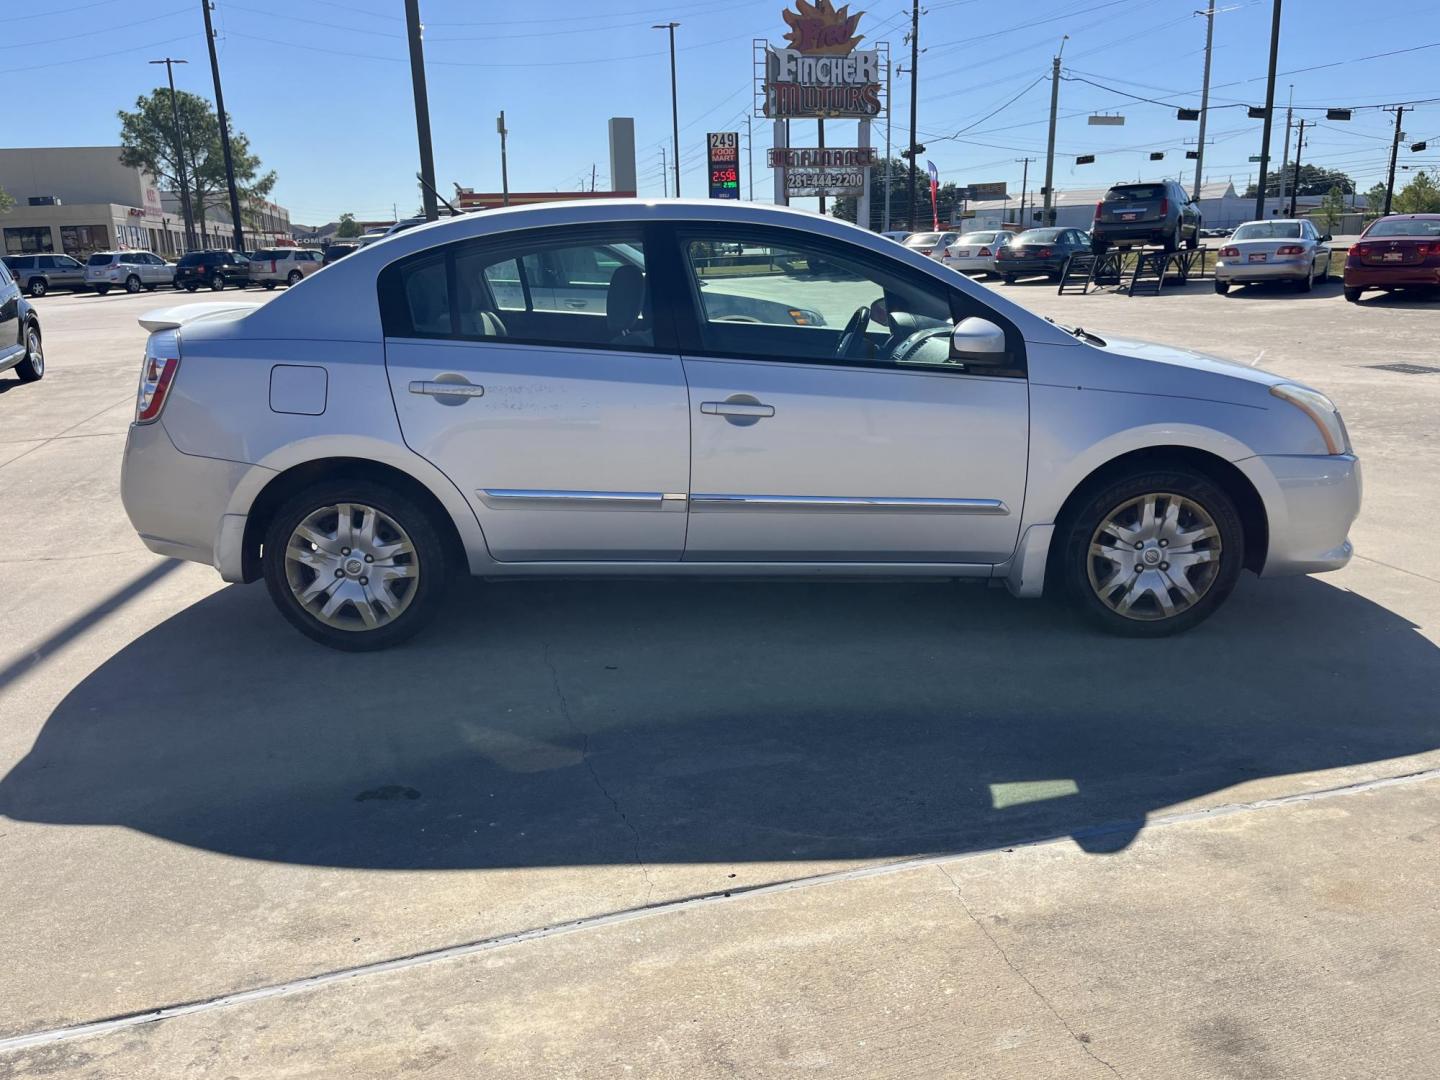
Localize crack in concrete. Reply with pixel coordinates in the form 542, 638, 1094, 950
542, 644, 655, 906
936, 863, 1124, 1079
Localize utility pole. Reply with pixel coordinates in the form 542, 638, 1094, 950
1288, 118, 1305, 217
149, 58, 197, 252
817, 118, 826, 215
496, 111, 510, 206
654, 22, 681, 197
404, 0, 439, 221
1254, 0, 1282, 220
660, 146, 668, 198
1277, 85, 1293, 211
200, 2, 245, 251
905, 0, 919, 232
1015, 157, 1032, 226
745, 112, 754, 200
1383, 106, 1406, 214
1042, 37, 1068, 226
1192, 0, 1215, 200
590, 163, 597, 193
883, 54, 892, 232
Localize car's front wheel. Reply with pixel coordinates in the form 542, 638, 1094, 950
286, 270, 303, 286
94, 285, 110, 295
28, 278, 47, 298
14, 323, 44, 383
210, 273, 225, 291
1214, 280, 1230, 295
125, 275, 142, 294
262, 481, 449, 651
1344, 286, 1362, 303
1063, 469, 1243, 637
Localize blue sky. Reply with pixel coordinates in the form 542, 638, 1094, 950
8, 0, 1439, 224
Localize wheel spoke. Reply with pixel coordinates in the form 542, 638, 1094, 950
1151, 578, 1177, 616
319, 583, 352, 619
295, 524, 341, 555
1175, 523, 1218, 547
372, 539, 415, 563
354, 589, 381, 628
1160, 498, 1181, 542
299, 572, 337, 604
288, 544, 332, 572
1167, 567, 1200, 604
356, 506, 377, 548
1138, 494, 1158, 536
334, 504, 354, 548
1167, 548, 1216, 569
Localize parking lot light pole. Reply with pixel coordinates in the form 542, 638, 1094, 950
653, 23, 681, 198
150, 58, 197, 252
201, 0, 246, 252
405, 0, 439, 222
497, 111, 510, 207
1254, 0, 1282, 220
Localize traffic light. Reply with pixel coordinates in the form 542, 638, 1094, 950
1185, 150, 1199, 159
1247, 106, 1269, 119
1413, 141, 1429, 153
1326, 109, 1352, 120
1075, 154, 1095, 165
1149, 151, 1164, 160
899, 144, 927, 159
1177, 108, 1200, 121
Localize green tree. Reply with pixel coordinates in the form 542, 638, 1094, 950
335, 212, 361, 238
1320, 184, 1346, 233
1244, 164, 1354, 199
118, 88, 276, 239
0, 184, 13, 214
1363, 182, 1388, 214
1393, 170, 1440, 214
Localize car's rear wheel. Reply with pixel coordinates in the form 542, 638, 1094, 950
262, 481, 449, 651
1344, 286, 1362, 303
1063, 469, 1243, 637
95, 285, 110, 295
1163, 225, 1180, 253
263, 281, 276, 290
1214, 280, 1230, 295
1002, 274, 1016, 285
1298, 262, 1315, 292
15, 324, 44, 383
287, 270, 302, 286
184, 283, 199, 293
124, 274, 142, 294
28, 278, 47, 298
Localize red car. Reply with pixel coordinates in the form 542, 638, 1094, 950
1343, 214, 1440, 302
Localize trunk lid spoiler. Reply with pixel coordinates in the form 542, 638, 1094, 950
138, 302, 260, 333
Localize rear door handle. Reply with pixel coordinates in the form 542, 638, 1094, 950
700, 401, 774, 418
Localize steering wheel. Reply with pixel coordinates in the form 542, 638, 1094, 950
834, 305, 873, 360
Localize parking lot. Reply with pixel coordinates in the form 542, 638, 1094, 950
2, 278, 1439, 1077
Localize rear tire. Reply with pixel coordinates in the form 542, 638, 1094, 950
125, 274, 142, 294
95, 285, 110, 295
1298, 263, 1315, 292
14, 324, 44, 383
286, 270, 302, 286
185, 283, 199, 293
1062, 468, 1243, 638
1162, 226, 1180, 253
210, 273, 225, 291
1214, 280, 1230, 295
262, 480, 450, 652
1003, 275, 1016, 285
263, 281, 276, 290
1344, 286, 1362, 303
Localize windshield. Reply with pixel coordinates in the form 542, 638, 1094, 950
1105, 184, 1165, 202
1232, 222, 1302, 240
905, 233, 942, 246
1367, 217, 1440, 238
1015, 229, 1064, 243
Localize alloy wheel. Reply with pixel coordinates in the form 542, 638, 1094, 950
30, 279, 46, 297
25, 329, 43, 377
1086, 492, 1222, 621
283, 502, 420, 631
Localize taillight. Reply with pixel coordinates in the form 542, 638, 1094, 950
1160, 197, 1169, 216
1094, 200, 1103, 220
978, 246, 991, 256
135, 353, 179, 424
1276, 244, 1305, 255
1221, 246, 1240, 258
1038, 247, 1053, 257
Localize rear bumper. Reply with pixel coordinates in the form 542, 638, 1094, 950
1214, 258, 1309, 283
121, 420, 271, 578
1344, 265, 1440, 289
1093, 222, 1169, 245
1236, 453, 1362, 577
996, 258, 1066, 275
942, 256, 997, 274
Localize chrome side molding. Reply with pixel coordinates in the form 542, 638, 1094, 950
689, 494, 1010, 514
479, 489, 679, 512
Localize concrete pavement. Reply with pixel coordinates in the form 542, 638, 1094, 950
1, 277, 1437, 1077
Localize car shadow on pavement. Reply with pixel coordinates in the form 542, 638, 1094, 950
1221, 280, 1345, 300
2, 573, 1436, 870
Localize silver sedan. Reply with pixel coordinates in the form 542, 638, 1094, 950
1214, 219, 1333, 293
120, 200, 1360, 649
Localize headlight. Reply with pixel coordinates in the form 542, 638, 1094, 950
1270, 383, 1350, 455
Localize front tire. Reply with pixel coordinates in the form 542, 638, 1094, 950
263, 281, 276, 290
125, 275, 142, 294
28, 278, 47, 298
262, 481, 450, 651
286, 270, 302, 286
210, 273, 225, 291
15, 324, 44, 383
185, 283, 199, 293
1063, 468, 1243, 637
1344, 286, 1362, 303
1214, 280, 1230, 295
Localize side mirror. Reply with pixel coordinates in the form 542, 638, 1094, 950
951, 317, 1008, 364
1321, 233, 1332, 242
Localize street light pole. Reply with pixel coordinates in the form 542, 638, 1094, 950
1191, 0, 1215, 201
200, 1, 246, 251
1042, 37, 1067, 226
497, 111, 510, 207
404, 0, 439, 222
654, 22, 681, 198
1288, 118, 1306, 217
1254, 0, 1282, 220
906, 0, 919, 232
149, 57, 197, 252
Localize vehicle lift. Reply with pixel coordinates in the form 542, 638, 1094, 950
1057, 246, 1213, 296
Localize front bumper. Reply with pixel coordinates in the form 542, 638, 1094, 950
1214, 258, 1309, 283
1236, 453, 1361, 577
121, 420, 267, 575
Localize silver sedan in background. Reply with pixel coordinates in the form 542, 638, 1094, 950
1214, 219, 1333, 294
120, 200, 1359, 650
940, 230, 1013, 278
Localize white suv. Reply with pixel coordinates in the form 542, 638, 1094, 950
84, 251, 175, 295
248, 248, 324, 289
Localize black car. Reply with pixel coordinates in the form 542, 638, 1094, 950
994, 228, 1093, 283
0, 259, 44, 383
1092, 180, 1202, 252
174, 250, 251, 292
322, 242, 360, 265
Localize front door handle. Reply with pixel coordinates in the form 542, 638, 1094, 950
700, 401, 774, 418
409, 377, 484, 404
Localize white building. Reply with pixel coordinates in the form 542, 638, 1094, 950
0, 146, 290, 258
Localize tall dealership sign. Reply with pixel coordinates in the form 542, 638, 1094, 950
757, 1, 886, 216
707, 132, 741, 199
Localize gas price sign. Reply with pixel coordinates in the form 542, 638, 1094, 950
707, 132, 741, 199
